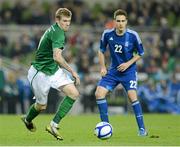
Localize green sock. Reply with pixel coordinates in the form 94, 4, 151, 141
53, 96, 75, 124
26, 104, 40, 122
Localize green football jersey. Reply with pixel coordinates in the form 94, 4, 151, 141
32, 23, 65, 75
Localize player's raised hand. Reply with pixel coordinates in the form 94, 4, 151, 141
72, 71, 80, 86
117, 62, 130, 72
100, 66, 107, 77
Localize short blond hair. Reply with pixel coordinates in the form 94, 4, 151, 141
55, 8, 72, 20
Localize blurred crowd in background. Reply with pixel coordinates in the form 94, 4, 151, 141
0, 0, 180, 114
0, 0, 180, 26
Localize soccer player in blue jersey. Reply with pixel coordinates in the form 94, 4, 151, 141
95, 9, 148, 136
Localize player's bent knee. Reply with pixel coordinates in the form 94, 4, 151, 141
67, 89, 79, 100
62, 84, 79, 99
95, 89, 105, 99
35, 103, 47, 111
95, 86, 108, 99
127, 90, 138, 102
95, 90, 99, 98
72, 91, 80, 99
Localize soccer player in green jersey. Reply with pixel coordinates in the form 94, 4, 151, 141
21, 8, 80, 140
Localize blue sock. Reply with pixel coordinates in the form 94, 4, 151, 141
132, 100, 145, 130
96, 98, 109, 122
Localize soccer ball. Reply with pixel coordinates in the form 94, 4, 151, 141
94, 122, 113, 139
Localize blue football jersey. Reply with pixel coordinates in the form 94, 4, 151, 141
100, 28, 144, 74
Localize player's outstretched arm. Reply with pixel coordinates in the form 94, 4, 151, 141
53, 48, 80, 85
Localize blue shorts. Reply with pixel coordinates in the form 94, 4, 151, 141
98, 71, 137, 91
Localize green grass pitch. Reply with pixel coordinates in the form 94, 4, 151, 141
0, 114, 180, 146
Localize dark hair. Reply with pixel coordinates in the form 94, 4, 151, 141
114, 9, 128, 19
55, 8, 72, 20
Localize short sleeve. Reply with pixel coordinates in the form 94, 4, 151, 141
51, 31, 65, 49
134, 33, 144, 56
100, 30, 108, 53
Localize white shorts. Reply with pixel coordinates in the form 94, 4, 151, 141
27, 65, 74, 105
